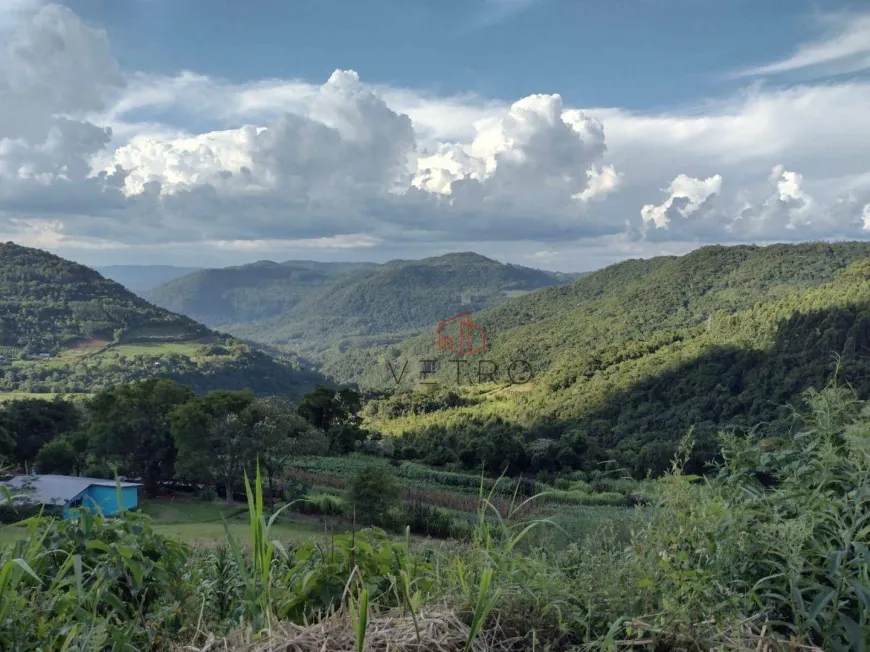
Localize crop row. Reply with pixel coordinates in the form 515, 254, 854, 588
283, 469, 519, 515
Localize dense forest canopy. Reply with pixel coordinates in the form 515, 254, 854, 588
342, 243, 870, 476
0, 242, 207, 351
4, 240, 870, 478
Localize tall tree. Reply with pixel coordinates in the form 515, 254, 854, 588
0, 398, 80, 470
208, 412, 253, 505
85, 379, 193, 495
297, 386, 366, 454
35, 439, 77, 475
171, 389, 257, 503
246, 397, 328, 509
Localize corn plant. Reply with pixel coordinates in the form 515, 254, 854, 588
222, 460, 298, 635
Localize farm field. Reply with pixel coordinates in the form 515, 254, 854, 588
111, 342, 205, 358
141, 498, 343, 545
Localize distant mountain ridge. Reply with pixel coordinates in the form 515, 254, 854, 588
97, 265, 204, 292
146, 251, 573, 354
144, 260, 379, 327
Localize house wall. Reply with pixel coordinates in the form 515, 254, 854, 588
63, 486, 139, 519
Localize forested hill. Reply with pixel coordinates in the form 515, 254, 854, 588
341, 242, 870, 476
145, 260, 379, 326
0, 242, 323, 398
225, 252, 568, 351
0, 242, 207, 350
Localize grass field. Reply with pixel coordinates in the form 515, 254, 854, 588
0, 498, 347, 548
111, 342, 203, 358
142, 498, 348, 545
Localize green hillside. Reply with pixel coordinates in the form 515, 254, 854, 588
342, 242, 870, 476
0, 243, 323, 398
228, 252, 567, 352
144, 260, 377, 326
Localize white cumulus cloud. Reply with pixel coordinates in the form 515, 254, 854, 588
641, 174, 722, 229
0, 2, 869, 269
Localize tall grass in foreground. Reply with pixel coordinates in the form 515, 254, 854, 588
221, 462, 294, 634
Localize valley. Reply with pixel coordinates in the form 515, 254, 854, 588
3, 1, 870, 647
2, 240, 869, 650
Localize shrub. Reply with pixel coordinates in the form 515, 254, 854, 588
346, 464, 400, 526
197, 485, 218, 501
296, 493, 345, 517
397, 500, 471, 540
0, 501, 44, 524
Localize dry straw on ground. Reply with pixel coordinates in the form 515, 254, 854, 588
183, 610, 513, 652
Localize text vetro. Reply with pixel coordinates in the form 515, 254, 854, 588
387, 358, 533, 386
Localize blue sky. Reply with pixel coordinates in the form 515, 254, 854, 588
63, 0, 865, 109
0, 0, 868, 271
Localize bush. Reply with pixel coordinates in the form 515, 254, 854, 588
197, 485, 218, 501
296, 493, 345, 517
396, 501, 471, 540
0, 501, 45, 524
346, 464, 400, 526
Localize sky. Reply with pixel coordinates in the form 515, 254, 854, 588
0, 0, 869, 272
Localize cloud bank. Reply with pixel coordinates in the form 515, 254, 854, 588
0, 3, 868, 268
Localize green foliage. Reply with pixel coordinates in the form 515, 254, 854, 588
173, 391, 329, 505
296, 492, 345, 516
0, 243, 325, 398
360, 244, 870, 478
0, 508, 189, 651
0, 397, 80, 468
85, 378, 194, 495
0, 241, 206, 352
171, 389, 257, 496
2, 387, 868, 650
398, 501, 472, 540
347, 465, 401, 526
298, 385, 368, 454
34, 439, 77, 475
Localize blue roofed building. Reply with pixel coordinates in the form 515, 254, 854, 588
2, 474, 142, 519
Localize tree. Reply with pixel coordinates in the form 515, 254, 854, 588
297, 386, 367, 454
208, 413, 253, 504
85, 379, 194, 496
171, 389, 257, 503
346, 465, 400, 526
35, 439, 77, 475
245, 397, 328, 510
0, 398, 80, 470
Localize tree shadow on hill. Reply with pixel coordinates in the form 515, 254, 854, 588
526, 299, 870, 477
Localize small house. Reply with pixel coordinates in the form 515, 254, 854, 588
1, 474, 142, 519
